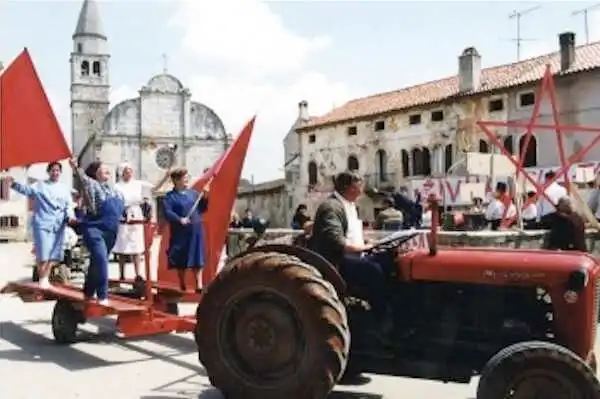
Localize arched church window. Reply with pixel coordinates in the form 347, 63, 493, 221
77, 43, 83, 53
92, 61, 101, 76
81, 61, 90, 76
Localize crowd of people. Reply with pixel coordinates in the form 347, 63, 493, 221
8, 159, 212, 303
10, 155, 593, 305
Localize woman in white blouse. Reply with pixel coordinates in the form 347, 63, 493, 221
114, 163, 170, 281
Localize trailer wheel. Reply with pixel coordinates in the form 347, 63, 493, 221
52, 300, 82, 345
477, 341, 600, 399
196, 251, 349, 399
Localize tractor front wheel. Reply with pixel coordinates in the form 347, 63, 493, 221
477, 341, 600, 399
195, 251, 350, 399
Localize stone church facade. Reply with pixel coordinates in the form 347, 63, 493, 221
70, 0, 229, 185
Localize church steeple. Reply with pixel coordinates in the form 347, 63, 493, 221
73, 0, 106, 40
70, 0, 110, 168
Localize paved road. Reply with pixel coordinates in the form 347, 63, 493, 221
0, 241, 589, 399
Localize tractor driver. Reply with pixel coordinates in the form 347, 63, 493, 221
309, 171, 391, 335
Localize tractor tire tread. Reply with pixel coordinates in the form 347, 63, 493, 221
477, 341, 600, 399
195, 250, 350, 399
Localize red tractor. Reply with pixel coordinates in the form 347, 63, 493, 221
195, 201, 600, 398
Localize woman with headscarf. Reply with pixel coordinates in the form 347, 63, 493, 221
113, 163, 170, 281
162, 168, 210, 292
69, 158, 125, 305
6, 162, 73, 288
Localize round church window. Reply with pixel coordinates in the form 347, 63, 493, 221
155, 146, 175, 170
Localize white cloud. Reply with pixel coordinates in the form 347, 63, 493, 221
170, 0, 331, 78
169, 0, 353, 181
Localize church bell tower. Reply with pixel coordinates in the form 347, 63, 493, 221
70, 0, 110, 168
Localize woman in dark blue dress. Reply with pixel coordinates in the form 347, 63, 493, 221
163, 168, 210, 292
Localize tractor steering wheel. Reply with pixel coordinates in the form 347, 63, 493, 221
364, 231, 421, 255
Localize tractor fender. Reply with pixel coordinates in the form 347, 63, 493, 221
226, 244, 347, 294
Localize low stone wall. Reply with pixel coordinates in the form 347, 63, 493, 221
226, 228, 600, 258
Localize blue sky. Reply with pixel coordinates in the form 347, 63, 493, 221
1, 0, 599, 182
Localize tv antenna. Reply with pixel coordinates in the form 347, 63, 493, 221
509, 5, 542, 61
572, 3, 600, 44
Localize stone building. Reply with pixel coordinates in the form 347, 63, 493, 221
295, 32, 600, 220
71, 0, 229, 186
235, 179, 287, 227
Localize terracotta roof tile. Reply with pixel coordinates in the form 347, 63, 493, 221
299, 41, 600, 130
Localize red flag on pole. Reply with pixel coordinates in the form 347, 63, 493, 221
157, 116, 257, 287
0, 48, 70, 169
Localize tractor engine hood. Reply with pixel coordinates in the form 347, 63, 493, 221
407, 247, 600, 286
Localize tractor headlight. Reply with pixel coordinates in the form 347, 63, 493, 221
566, 268, 589, 292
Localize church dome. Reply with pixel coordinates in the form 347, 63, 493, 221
145, 73, 185, 93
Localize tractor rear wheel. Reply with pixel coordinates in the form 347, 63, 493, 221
477, 341, 600, 399
195, 251, 350, 399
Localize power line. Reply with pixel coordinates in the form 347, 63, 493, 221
509, 5, 542, 61
572, 3, 600, 44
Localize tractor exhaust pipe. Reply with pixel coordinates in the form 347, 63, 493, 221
428, 193, 439, 256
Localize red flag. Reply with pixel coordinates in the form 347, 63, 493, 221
157, 117, 256, 287
0, 48, 70, 169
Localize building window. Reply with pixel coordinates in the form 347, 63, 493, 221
0, 178, 10, 200
503, 135, 514, 155
347, 126, 358, 136
308, 161, 318, 186
445, 144, 454, 172
431, 110, 444, 122
374, 120, 385, 131
409, 114, 422, 125
0, 216, 19, 228
375, 149, 388, 181
347, 155, 359, 171
411, 148, 431, 176
77, 43, 83, 53
519, 91, 535, 107
479, 140, 489, 153
308, 134, 316, 144
519, 134, 537, 167
92, 61, 101, 76
401, 149, 410, 177
81, 60, 90, 76
488, 98, 504, 112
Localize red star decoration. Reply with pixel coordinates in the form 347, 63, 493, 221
476, 64, 600, 228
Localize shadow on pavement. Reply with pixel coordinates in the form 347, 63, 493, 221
0, 318, 205, 376
146, 385, 384, 399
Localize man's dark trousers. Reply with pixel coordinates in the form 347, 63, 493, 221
338, 253, 389, 319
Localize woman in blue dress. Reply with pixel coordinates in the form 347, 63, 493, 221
7, 162, 72, 288
163, 168, 210, 292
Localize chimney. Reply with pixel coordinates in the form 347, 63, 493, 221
559, 32, 576, 71
298, 100, 309, 121
458, 47, 481, 93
